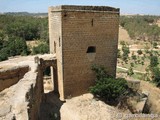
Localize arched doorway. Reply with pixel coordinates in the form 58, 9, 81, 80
43, 65, 59, 95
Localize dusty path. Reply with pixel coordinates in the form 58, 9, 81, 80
117, 66, 146, 74
119, 26, 131, 42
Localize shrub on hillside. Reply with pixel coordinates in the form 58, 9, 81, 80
153, 42, 158, 49
150, 55, 159, 68
90, 65, 129, 103
120, 15, 160, 40
0, 49, 8, 61
137, 49, 143, 55
0, 37, 30, 61
151, 67, 160, 87
127, 67, 134, 76
7, 37, 30, 56
90, 77, 128, 102
121, 42, 130, 63
32, 43, 49, 54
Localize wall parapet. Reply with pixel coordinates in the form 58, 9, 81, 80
49, 5, 119, 13
0, 56, 43, 120
0, 65, 29, 92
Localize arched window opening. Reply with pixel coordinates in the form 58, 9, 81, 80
43, 66, 53, 94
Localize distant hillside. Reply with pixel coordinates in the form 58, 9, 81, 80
120, 15, 160, 41
4, 12, 48, 17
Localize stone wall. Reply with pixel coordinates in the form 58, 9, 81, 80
0, 57, 43, 120
48, 7, 65, 100
127, 79, 140, 92
0, 65, 29, 92
27, 65, 43, 120
49, 5, 120, 100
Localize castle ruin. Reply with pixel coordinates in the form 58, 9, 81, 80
48, 5, 120, 100
0, 5, 120, 119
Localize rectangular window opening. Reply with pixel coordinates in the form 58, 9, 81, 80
87, 46, 96, 53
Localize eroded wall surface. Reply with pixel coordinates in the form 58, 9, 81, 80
0, 65, 29, 92
0, 56, 43, 120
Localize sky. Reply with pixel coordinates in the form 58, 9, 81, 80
0, 0, 160, 15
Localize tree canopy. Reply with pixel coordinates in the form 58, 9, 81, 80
120, 15, 160, 41
0, 14, 49, 61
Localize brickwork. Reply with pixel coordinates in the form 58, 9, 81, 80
48, 8, 64, 100
49, 5, 120, 100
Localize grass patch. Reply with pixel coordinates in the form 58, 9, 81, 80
131, 72, 145, 80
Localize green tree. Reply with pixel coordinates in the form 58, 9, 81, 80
151, 67, 160, 87
90, 65, 128, 103
153, 42, 158, 49
6, 37, 29, 56
121, 42, 130, 63
131, 54, 137, 60
91, 65, 110, 81
0, 48, 8, 61
150, 55, 159, 68
130, 62, 134, 67
0, 14, 49, 61
117, 49, 121, 58
120, 15, 160, 40
0, 31, 6, 49
127, 67, 134, 76
137, 49, 143, 55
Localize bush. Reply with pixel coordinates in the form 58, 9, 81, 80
32, 43, 49, 54
130, 62, 134, 67
150, 55, 159, 68
121, 42, 130, 63
90, 77, 128, 102
137, 49, 143, 55
0, 37, 30, 61
90, 65, 129, 102
127, 67, 134, 76
153, 42, 158, 49
151, 67, 160, 87
117, 49, 121, 58
131, 54, 137, 60
8, 37, 30, 56
0, 49, 8, 61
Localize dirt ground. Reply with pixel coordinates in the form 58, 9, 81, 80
140, 80, 160, 114
119, 26, 131, 43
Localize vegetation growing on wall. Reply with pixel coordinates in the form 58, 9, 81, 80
90, 65, 129, 104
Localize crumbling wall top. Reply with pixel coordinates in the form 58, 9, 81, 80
49, 5, 119, 13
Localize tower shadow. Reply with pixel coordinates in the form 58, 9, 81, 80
39, 91, 65, 120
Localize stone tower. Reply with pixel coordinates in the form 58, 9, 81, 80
48, 5, 120, 100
